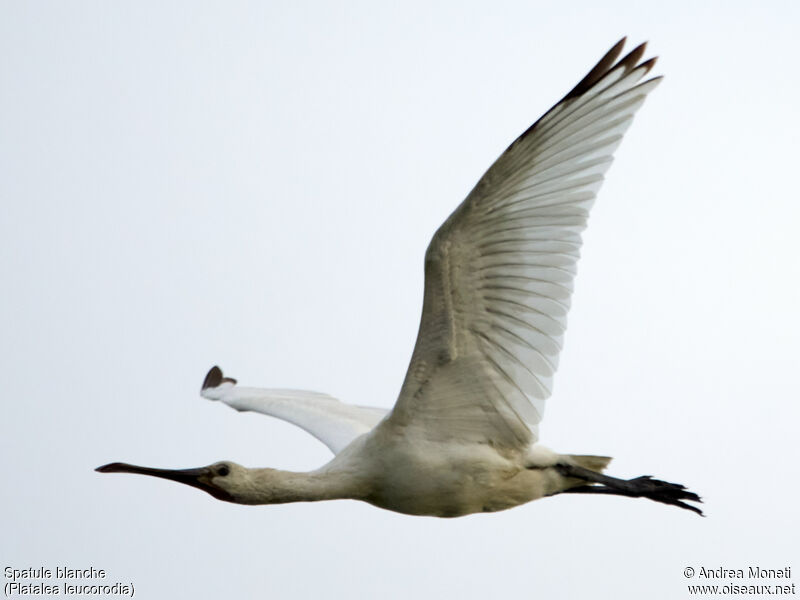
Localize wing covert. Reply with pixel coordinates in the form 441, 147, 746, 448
386, 39, 661, 450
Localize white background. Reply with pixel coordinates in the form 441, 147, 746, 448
2, 2, 798, 598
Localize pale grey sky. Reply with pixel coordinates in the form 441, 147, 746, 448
2, 1, 798, 598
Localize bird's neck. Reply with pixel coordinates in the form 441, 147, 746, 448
238, 467, 368, 505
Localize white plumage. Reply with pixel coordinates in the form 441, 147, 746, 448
99, 39, 703, 517
200, 370, 387, 455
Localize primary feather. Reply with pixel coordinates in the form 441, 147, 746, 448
385, 40, 661, 450
103, 40, 702, 517
201, 366, 387, 454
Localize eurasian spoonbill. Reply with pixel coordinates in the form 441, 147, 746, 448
98, 39, 703, 517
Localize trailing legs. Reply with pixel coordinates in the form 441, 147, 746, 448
555, 463, 704, 515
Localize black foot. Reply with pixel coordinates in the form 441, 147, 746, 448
557, 465, 704, 516
625, 475, 703, 515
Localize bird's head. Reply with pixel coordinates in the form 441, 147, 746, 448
95, 460, 251, 503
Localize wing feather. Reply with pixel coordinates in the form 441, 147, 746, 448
200, 367, 387, 454
385, 39, 660, 450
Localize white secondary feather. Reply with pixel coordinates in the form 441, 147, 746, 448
386, 41, 661, 450
101, 41, 704, 518
200, 367, 387, 454
202, 41, 660, 457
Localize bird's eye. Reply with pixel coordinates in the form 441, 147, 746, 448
217, 465, 230, 477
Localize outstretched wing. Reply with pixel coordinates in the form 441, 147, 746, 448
201, 367, 388, 454
386, 39, 660, 450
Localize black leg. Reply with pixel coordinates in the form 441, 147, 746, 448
556, 464, 704, 516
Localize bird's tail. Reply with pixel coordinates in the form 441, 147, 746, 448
567, 454, 612, 472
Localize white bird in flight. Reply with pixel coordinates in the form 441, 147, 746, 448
98, 39, 703, 517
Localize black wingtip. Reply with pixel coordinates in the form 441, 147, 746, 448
638, 56, 658, 76
563, 37, 628, 101
202, 366, 223, 390
617, 41, 648, 73
201, 366, 237, 391
508, 37, 657, 153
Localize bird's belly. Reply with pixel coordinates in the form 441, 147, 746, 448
362, 442, 548, 518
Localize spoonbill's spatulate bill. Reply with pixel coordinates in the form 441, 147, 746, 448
98, 39, 703, 517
